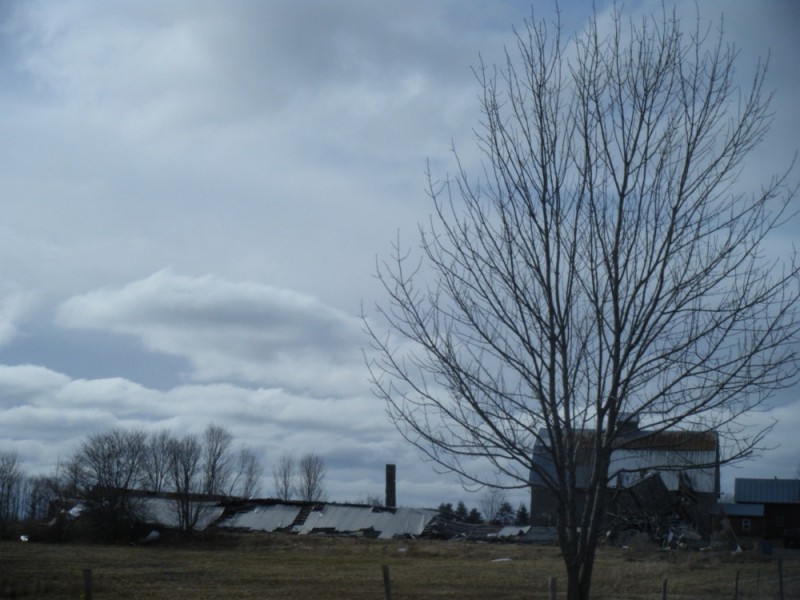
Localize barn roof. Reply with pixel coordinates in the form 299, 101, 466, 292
293, 504, 439, 538
218, 502, 439, 539
618, 430, 718, 452
719, 502, 765, 517
221, 503, 302, 531
140, 496, 225, 531
531, 426, 719, 492
735, 479, 800, 504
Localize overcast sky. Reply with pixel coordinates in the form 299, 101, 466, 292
0, 1, 798, 510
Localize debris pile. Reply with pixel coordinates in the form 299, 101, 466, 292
606, 472, 710, 550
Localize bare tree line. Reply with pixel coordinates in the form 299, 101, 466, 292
0, 424, 263, 541
0, 451, 25, 535
0, 451, 75, 536
1, 427, 331, 541
271, 451, 327, 502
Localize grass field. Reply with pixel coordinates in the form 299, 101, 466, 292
1, 533, 798, 599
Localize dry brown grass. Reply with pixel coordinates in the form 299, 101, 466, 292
1, 533, 797, 599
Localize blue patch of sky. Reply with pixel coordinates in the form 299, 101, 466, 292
0, 324, 189, 391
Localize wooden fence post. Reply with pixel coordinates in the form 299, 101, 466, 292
662, 577, 668, 600
82, 568, 92, 600
382, 564, 392, 600
777, 557, 784, 600
756, 569, 760, 599
549, 576, 556, 600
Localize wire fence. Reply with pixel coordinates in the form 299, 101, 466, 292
380, 557, 799, 600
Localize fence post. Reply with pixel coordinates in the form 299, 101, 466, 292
777, 557, 784, 600
734, 569, 739, 599
549, 576, 556, 600
662, 577, 668, 600
756, 569, 760, 599
382, 564, 392, 600
82, 568, 92, 600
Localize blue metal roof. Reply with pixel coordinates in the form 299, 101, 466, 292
734, 479, 800, 504
719, 502, 764, 517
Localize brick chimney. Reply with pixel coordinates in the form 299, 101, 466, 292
385, 464, 396, 508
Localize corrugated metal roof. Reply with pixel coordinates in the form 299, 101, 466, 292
221, 504, 301, 531
531, 427, 718, 491
719, 502, 764, 517
735, 479, 800, 504
496, 525, 531, 538
141, 497, 224, 531
619, 431, 717, 452
610, 449, 717, 492
217, 503, 439, 539
293, 505, 439, 539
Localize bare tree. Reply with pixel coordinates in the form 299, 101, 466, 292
229, 447, 262, 498
272, 452, 296, 501
73, 428, 148, 541
296, 452, 326, 502
202, 424, 234, 496
479, 489, 508, 525
352, 492, 383, 506
22, 474, 55, 522
366, 7, 799, 600
0, 451, 23, 534
168, 433, 204, 533
54, 456, 82, 502
143, 428, 173, 493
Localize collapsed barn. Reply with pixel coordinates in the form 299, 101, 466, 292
218, 500, 440, 539
530, 416, 720, 546
720, 478, 800, 544
46, 490, 550, 544
49, 492, 443, 541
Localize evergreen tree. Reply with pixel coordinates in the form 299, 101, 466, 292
454, 500, 468, 521
496, 501, 515, 525
514, 503, 530, 526
466, 508, 483, 524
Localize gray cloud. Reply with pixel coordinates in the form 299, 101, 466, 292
0, 1, 797, 509
57, 270, 368, 396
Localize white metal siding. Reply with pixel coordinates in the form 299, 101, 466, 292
609, 449, 717, 492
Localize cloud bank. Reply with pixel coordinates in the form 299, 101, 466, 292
0, 1, 797, 508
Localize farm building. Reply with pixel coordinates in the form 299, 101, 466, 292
139, 494, 224, 532
717, 501, 766, 539
218, 500, 440, 539
726, 478, 800, 541
529, 416, 720, 535
51, 491, 441, 540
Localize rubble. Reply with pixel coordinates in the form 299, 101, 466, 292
605, 472, 711, 550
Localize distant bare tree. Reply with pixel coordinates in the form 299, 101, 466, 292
73, 428, 148, 540
272, 452, 296, 501
22, 474, 54, 522
479, 489, 508, 525
202, 424, 234, 496
55, 457, 82, 501
143, 429, 173, 493
168, 433, 204, 533
296, 452, 326, 502
366, 7, 799, 600
230, 447, 262, 498
353, 493, 383, 506
0, 451, 23, 533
